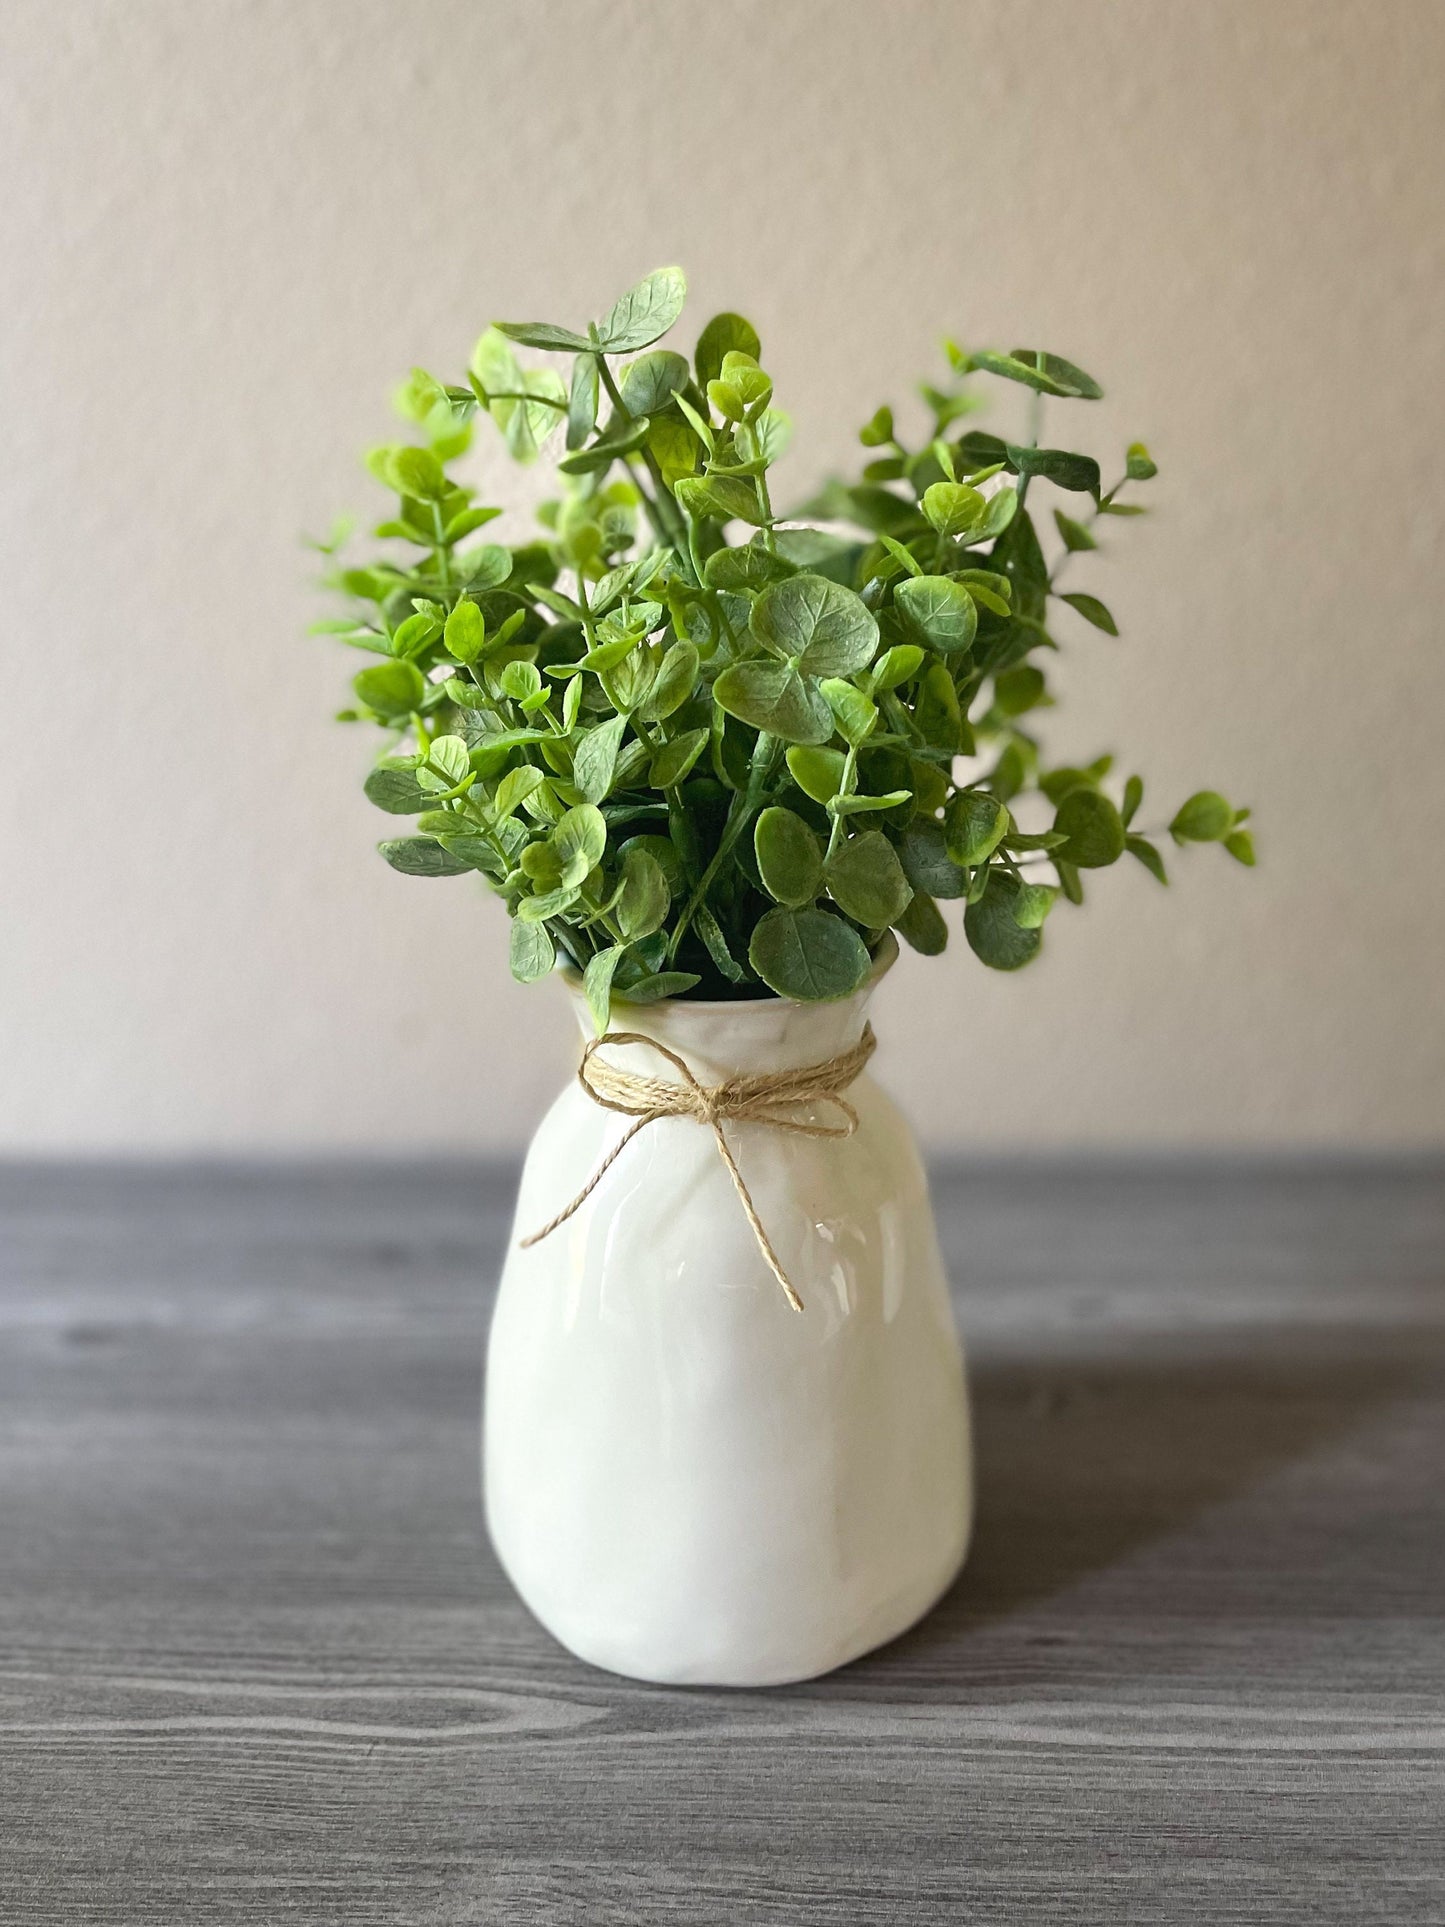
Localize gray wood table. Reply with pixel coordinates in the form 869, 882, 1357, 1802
2, 1162, 1442, 1924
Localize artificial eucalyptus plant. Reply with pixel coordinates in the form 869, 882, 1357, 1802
312, 266, 1251, 1029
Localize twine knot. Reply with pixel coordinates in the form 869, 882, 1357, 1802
519, 1023, 878, 1312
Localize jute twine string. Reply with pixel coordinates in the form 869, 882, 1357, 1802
520, 1023, 878, 1313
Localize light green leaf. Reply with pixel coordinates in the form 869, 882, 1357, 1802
353, 660, 424, 717
750, 573, 879, 676
427, 734, 471, 785
825, 831, 911, 928
572, 715, 627, 804
493, 764, 545, 821
993, 664, 1047, 716
872, 644, 925, 690
494, 320, 592, 352
620, 349, 690, 418
597, 266, 687, 353
1224, 828, 1256, 866
703, 544, 794, 593
1126, 441, 1158, 481
748, 907, 872, 1001
972, 348, 1104, 400
1010, 882, 1058, 929
712, 660, 834, 744
818, 677, 878, 746
566, 354, 599, 450
584, 944, 624, 1034
552, 803, 607, 886
510, 918, 556, 983
387, 446, 447, 501
649, 727, 709, 788
444, 599, 485, 664
785, 744, 847, 804
615, 846, 670, 939
615, 970, 702, 1005
695, 312, 761, 389
637, 640, 699, 721
754, 807, 824, 907
1169, 790, 1233, 843
895, 575, 978, 654
920, 482, 985, 538
674, 474, 766, 524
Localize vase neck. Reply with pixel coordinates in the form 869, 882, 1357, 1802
562, 942, 893, 1083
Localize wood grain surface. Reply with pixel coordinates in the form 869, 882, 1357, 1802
1, 1161, 1442, 1925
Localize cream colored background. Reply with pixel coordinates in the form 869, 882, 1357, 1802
2, 0, 1442, 1154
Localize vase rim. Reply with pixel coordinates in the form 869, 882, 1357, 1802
556, 930, 898, 1019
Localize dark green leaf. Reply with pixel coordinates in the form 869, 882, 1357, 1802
894, 890, 948, 955
1053, 509, 1097, 553
1006, 445, 1101, 494
825, 831, 911, 928
619, 350, 690, 418
377, 837, 472, 878
673, 474, 766, 524
1125, 441, 1158, 481
649, 727, 709, 788
1054, 788, 1126, 867
944, 791, 1010, 866
748, 907, 872, 1001
363, 757, 429, 815
694, 312, 760, 389
973, 349, 1103, 400
1059, 591, 1118, 635
1125, 833, 1169, 883
964, 870, 1043, 970
898, 819, 967, 899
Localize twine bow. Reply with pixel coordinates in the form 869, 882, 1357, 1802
519, 1023, 878, 1313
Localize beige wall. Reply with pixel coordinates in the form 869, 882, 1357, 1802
2, 0, 1442, 1155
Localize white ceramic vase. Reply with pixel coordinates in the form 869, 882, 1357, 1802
483, 938, 973, 1686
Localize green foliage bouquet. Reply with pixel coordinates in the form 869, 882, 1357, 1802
313, 267, 1251, 1030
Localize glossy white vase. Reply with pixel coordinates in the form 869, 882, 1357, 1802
483, 938, 973, 1686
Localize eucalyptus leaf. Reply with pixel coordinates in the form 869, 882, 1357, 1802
649, 727, 709, 788
755, 807, 824, 907
353, 660, 424, 717
825, 831, 911, 928
377, 837, 473, 878
573, 714, 627, 804
894, 575, 978, 654
597, 266, 688, 352
695, 311, 762, 389
964, 870, 1043, 969
712, 660, 834, 745
748, 907, 872, 1001
944, 791, 1010, 866
1060, 591, 1119, 635
1169, 790, 1233, 843
364, 758, 430, 814
894, 890, 948, 955
750, 574, 879, 676
1054, 787, 1126, 867
510, 918, 556, 983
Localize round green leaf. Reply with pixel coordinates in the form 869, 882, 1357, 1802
754, 807, 824, 907
619, 350, 690, 418
920, 483, 984, 538
703, 544, 794, 593
1054, 788, 1126, 867
944, 791, 1010, 867
1169, 790, 1233, 843
615, 847, 670, 940
894, 576, 978, 654
712, 660, 834, 745
825, 831, 912, 928
695, 311, 762, 389
785, 744, 847, 804
596, 266, 687, 353
898, 819, 967, 899
749, 574, 879, 677
353, 660, 425, 717
964, 872, 1043, 971
748, 907, 872, 1002
649, 727, 709, 788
